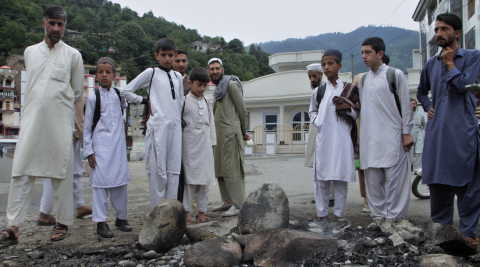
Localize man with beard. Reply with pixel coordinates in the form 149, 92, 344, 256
173, 49, 191, 96
208, 58, 250, 217
305, 63, 335, 206
0, 5, 84, 245
417, 13, 480, 249
410, 99, 426, 175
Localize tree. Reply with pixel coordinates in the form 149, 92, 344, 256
120, 21, 145, 41
248, 44, 257, 57
228, 38, 245, 54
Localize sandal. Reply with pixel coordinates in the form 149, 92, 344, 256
37, 214, 56, 226
466, 237, 479, 249
51, 223, 68, 241
0, 228, 18, 246
75, 211, 92, 219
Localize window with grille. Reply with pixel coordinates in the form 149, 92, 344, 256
465, 27, 476, 50
468, 0, 475, 19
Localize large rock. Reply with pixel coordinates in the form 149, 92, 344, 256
427, 222, 478, 256
377, 219, 426, 245
238, 182, 289, 234
184, 238, 242, 267
231, 233, 255, 246
244, 228, 337, 266
419, 254, 467, 267
185, 221, 221, 242
138, 199, 186, 251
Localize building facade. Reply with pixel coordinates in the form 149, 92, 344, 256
0, 66, 19, 138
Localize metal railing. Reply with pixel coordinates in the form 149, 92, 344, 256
251, 124, 309, 154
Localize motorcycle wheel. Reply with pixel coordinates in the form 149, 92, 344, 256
412, 175, 430, 199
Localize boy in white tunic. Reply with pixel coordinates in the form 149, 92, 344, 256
84, 57, 132, 238
359, 37, 414, 222
120, 38, 184, 210
309, 49, 360, 222
182, 68, 216, 226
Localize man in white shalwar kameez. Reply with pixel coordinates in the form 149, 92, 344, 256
358, 37, 414, 222
411, 99, 426, 173
84, 57, 132, 238
120, 38, 184, 210
309, 50, 359, 221
182, 68, 216, 225
0, 5, 84, 245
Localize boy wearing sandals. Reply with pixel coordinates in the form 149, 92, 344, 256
181, 68, 216, 225
83, 57, 132, 238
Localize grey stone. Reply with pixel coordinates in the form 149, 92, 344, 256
231, 233, 255, 247
102, 263, 116, 267
389, 233, 405, 248
337, 239, 348, 250
418, 254, 467, 267
243, 228, 337, 266
375, 238, 386, 245
377, 219, 426, 245
184, 238, 242, 267
2, 261, 19, 267
366, 222, 381, 231
136, 265, 146, 267
142, 250, 158, 260
363, 238, 378, 248
185, 221, 221, 242
427, 222, 478, 256
118, 260, 136, 267
139, 199, 186, 252
237, 182, 289, 234
352, 238, 365, 253
123, 253, 135, 259
156, 260, 166, 265
27, 251, 44, 259
308, 228, 324, 235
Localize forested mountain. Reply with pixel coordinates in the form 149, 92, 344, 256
0, 0, 274, 83
254, 26, 419, 74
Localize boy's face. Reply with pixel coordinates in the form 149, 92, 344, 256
321, 56, 341, 80
96, 63, 116, 89
188, 80, 209, 98
361, 45, 383, 68
155, 49, 175, 69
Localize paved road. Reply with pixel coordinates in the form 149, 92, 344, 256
0, 153, 446, 228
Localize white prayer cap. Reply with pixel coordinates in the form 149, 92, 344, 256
306, 63, 322, 72
208, 58, 223, 67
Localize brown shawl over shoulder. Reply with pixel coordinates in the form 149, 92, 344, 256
332, 82, 360, 151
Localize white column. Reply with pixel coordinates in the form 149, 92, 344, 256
279, 105, 285, 126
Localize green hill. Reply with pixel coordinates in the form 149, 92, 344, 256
0, 0, 274, 83
254, 26, 419, 75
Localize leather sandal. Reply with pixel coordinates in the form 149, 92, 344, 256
466, 237, 479, 249
51, 223, 68, 241
0, 228, 18, 246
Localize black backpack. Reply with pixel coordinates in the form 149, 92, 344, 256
91, 87, 123, 132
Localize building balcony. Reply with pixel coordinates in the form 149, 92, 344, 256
0, 86, 15, 90
1, 108, 14, 114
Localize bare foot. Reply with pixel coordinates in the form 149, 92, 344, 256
76, 206, 92, 215
185, 211, 192, 226
197, 212, 206, 223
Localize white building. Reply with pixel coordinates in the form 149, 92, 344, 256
413, 0, 480, 66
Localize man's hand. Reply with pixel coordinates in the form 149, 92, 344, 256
475, 92, 480, 101
88, 154, 97, 169
335, 102, 351, 110
427, 107, 435, 120
403, 134, 414, 151
243, 133, 251, 141
441, 47, 456, 70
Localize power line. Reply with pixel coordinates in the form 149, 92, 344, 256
341, 0, 407, 54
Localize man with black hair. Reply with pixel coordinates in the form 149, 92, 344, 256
0, 5, 84, 245
382, 54, 390, 66
417, 13, 480, 249
121, 38, 184, 210
359, 37, 414, 222
411, 99, 425, 175
309, 49, 360, 222
173, 49, 191, 96
208, 58, 250, 217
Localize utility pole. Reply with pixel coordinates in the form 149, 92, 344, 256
351, 53, 354, 83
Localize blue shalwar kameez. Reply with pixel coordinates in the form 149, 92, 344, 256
417, 47, 480, 239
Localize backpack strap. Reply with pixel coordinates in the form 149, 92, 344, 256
92, 88, 101, 132
386, 67, 401, 117
361, 73, 367, 89
113, 87, 124, 116
316, 83, 327, 107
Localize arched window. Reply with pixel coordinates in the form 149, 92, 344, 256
5, 79, 11, 86
291, 111, 310, 130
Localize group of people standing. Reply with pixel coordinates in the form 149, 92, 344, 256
306, 13, 480, 248
0, 5, 479, 250
0, 5, 249, 244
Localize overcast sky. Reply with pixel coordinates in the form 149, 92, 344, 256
112, 0, 421, 45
